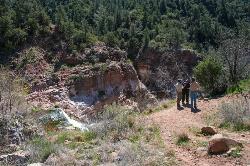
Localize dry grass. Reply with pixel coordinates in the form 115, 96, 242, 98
204, 97, 250, 132
24, 103, 177, 165
176, 133, 190, 146
219, 97, 250, 131
144, 99, 176, 115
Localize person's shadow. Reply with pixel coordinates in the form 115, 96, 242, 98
191, 107, 201, 113
177, 106, 184, 111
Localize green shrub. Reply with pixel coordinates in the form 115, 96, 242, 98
31, 107, 42, 113
227, 146, 243, 158
17, 48, 38, 69
176, 133, 190, 146
227, 78, 250, 94
103, 32, 119, 47
144, 100, 175, 115
194, 57, 223, 95
227, 85, 243, 94
239, 78, 250, 93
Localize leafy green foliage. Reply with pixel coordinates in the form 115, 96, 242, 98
227, 146, 243, 158
194, 57, 223, 95
227, 78, 250, 94
0, 0, 249, 61
0, 0, 50, 55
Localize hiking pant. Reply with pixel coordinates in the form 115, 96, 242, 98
190, 91, 197, 107
176, 92, 182, 107
182, 89, 189, 104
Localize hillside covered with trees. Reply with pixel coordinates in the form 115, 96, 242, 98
1, 0, 250, 61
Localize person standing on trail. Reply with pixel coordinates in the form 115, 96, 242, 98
182, 79, 190, 105
175, 79, 183, 108
190, 77, 201, 108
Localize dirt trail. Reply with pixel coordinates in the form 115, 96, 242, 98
149, 97, 250, 166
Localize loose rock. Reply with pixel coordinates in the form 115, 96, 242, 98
0, 151, 29, 166
201, 126, 217, 135
208, 134, 243, 155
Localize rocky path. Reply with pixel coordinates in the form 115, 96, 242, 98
149, 97, 250, 166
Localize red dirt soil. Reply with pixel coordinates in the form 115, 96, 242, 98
149, 97, 250, 166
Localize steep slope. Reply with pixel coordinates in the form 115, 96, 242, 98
18, 43, 157, 120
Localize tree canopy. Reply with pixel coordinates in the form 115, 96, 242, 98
0, 0, 249, 59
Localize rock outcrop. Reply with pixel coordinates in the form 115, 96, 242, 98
40, 108, 89, 131
0, 151, 30, 166
0, 116, 36, 150
135, 48, 201, 98
60, 42, 127, 65
24, 44, 157, 120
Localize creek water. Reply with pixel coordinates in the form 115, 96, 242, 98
60, 110, 89, 131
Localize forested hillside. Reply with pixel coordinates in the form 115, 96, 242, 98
1, 0, 249, 61
1, 1, 250, 165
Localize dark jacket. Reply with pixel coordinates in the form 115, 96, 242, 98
182, 81, 190, 90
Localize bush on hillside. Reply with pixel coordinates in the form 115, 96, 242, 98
227, 78, 250, 94
219, 97, 250, 131
194, 57, 223, 95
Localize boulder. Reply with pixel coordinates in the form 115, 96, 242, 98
0, 151, 29, 165
201, 126, 217, 135
208, 134, 243, 155
62, 53, 86, 65
208, 138, 229, 154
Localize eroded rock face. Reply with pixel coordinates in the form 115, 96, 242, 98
84, 42, 127, 63
25, 44, 157, 120
135, 48, 201, 98
0, 116, 37, 156
67, 62, 157, 115
69, 63, 138, 97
